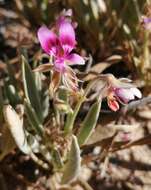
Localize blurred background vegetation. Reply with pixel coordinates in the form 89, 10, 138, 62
1, 0, 151, 87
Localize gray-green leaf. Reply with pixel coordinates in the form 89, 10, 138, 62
3, 105, 31, 154
61, 135, 81, 184
24, 100, 43, 136
22, 55, 43, 122
77, 100, 101, 146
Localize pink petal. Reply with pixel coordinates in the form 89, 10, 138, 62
141, 16, 151, 30
66, 53, 85, 65
54, 58, 65, 73
58, 20, 76, 54
130, 88, 142, 99
57, 9, 73, 26
115, 88, 135, 103
37, 26, 58, 55
62, 9, 73, 17
142, 17, 151, 24
108, 99, 119, 112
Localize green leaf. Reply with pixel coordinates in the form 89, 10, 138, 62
61, 135, 81, 184
34, 71, 49, 119
3, 105, 31, 154
4, 83, 21, 106
24, 100, 43, 136
4, 56, 17, 89
34, 71, 42, 92
41, 88, 49, 119
77, 100, 101, 146
21, 55, 43, 122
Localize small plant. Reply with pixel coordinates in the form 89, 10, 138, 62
1, 8, 143, 188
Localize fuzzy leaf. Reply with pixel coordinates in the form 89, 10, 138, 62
4, 83, 21, 106
61, 135, 81, 184
34, 71, 42, 92
21, 55, 43, 122
41, 88, 49, 119
34, 72, 49, 119
3, 105, 31, 154
24, 100, 43, 136
78, 101, 101, 146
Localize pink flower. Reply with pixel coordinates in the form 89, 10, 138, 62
114, 87, 142, 103
141, 16, 151, 30
37, 13, 84, 73
107, 87, 142, 112
34, 10, 85, 93
101, 75, 142, 112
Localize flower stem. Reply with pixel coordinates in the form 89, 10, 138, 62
64, 95, 85, 134
64, 81, 96, 134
